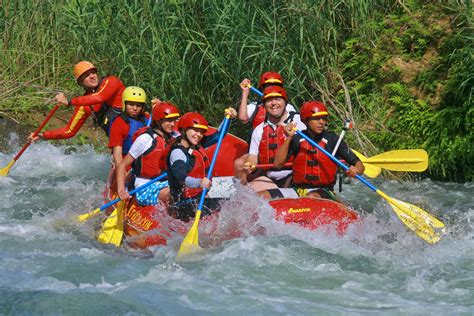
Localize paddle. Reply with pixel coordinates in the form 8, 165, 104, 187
96, 200, 125, 247
254, 148, 427, 177
294, 128, 444, 244
352, 149, 428, 172
177, 115, 231, 257
0, 104, 60, 176
77, 172, 168, 222
249, 85, 264, 97
353, 150, 382, 178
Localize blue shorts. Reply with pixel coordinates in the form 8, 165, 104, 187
135, 180, 169, 206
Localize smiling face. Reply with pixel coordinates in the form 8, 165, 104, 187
78, 69, 99, 89
160, 117, 178, 134
185, 127, 206, 146
263, 96, 286, 119
306, 116, 328, 134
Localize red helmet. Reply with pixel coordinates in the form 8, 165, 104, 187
178, 112, 209, 131
262, 85, 288, 102
258, 71, 284, 89
300, 101, 329, 121
152, 101, 180, 121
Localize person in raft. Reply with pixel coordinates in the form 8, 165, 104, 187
115, 101, 181, 205
260, 100, 365, 201
166, 109, 237, 222
28, 61, 125, 142
108, 86, 149, 166
105, 86, 149, 201
234, 85, 306, 193
238, 71, 297, 134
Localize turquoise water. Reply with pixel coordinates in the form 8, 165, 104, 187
1, 137, 473, 315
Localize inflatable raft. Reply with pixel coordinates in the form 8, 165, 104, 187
122, 195, 359, 248
104, 127, 359, 248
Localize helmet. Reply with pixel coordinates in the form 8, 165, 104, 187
258, 71, 284, 89
300, 101, 329, 121
178, 112, 208, 131
262, 85, 288, 102
152, 101, 180, 121
122, 86, 147, 111
73, 61, 97, 82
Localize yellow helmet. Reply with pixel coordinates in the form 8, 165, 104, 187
122, 86, 147, 111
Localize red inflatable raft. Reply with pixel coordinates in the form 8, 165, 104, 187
122, 196, 359, 248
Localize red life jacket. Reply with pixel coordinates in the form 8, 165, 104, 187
132, 127, 167, 179
182, 146, 210, 198
258, 123, 286, 164
250, 104, 266, 129
292, 137, 338, 187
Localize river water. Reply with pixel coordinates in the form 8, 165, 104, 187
0, 130, 473, 315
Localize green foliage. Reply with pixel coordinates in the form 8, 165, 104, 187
337, 0, 472, 181
0, 0, 471, 181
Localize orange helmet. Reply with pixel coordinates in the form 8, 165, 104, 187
152, 101, 180, 121
178, 112, 209, 131
300, 101, 329, 121
262, 85, 288, 102
258, 71, 284, 89
73, 61, 97, 82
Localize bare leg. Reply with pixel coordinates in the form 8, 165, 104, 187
233, 154, 249, 184
249, 176, 278, 192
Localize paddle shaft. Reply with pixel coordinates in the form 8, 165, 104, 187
295, 129, 377, 192
332, 120, 352, 155
99, 172, 167, 211
197, 116, 231, 211
250, 86, 264, 97
255, 163, 293, 169
12, 104, 60, 161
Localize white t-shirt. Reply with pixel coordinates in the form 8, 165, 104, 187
128, 133, 157, 187
249, 112, 306, 180
128, 130, 180, 187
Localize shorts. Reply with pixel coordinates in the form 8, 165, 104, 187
135, 180, 169, 206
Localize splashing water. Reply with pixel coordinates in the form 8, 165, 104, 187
0, 140, 473, 314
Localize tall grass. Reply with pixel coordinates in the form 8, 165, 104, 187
1, 0, 392, 115
1, 0, 471, 180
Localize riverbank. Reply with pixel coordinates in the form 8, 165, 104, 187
0, 109, 109, 153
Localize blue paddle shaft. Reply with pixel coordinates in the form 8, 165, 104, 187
197, 116, 231, 211
250, 86, 264, 97
295, 130, 377, 192
99, 172, 168, 211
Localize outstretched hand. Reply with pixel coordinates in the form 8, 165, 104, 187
283, 122, 296, 137
55, 93, 68, 106
240, 78, 251, 95
201, 177, 212, 189
118, 189, 131, 201
224, 107, 237, 119
242, 161, 256, 174
27, 132, 43, 143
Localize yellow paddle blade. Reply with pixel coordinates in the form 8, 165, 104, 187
177, 210, 202, 258
351, 150, 382, 178
97, 201, 125, 247
376, 190, 444, 244
77, 208, 101, 223
363, 149, 428, 172
0, 160, 14, 177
